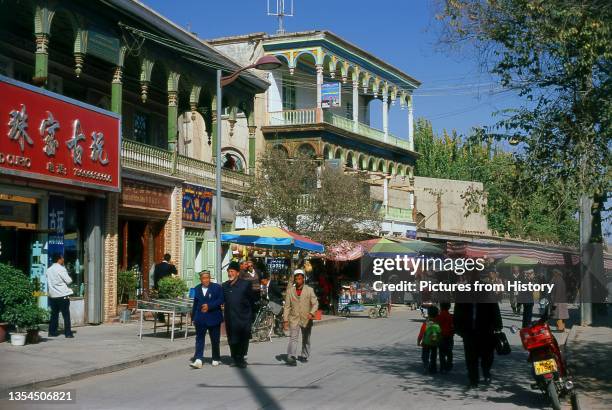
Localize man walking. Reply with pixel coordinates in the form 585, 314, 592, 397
190, 271, 224, 369
454, 301, 503, 388
283, 269, 318, 366
223, 261, 255, 368
46, 254, 74, 338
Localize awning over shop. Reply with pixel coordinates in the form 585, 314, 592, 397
447, 241, 573, 265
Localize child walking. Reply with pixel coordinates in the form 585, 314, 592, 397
417, 305, 441, 374
436, 302, 454, 373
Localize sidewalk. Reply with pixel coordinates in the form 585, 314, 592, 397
565, 309, 612, 410
0, 315, 345, 395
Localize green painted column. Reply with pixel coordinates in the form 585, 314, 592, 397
111, 67, 123, 114
34, 35, 49, 82
33, 5, 54, 86
248, 128, 256, 173
168, 93, 178, 151
211, 95, 218, 158
167, 71, 180, 151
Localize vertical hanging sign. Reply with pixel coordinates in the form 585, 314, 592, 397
48, 195, 65, 265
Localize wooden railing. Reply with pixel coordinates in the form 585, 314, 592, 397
121, 140, 250, 192
266, 109, 413, 151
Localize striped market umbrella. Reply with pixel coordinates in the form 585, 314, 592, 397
497, 255, 539, 267
220, 226, 324, 253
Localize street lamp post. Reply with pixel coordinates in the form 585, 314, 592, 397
215, 56, 282, 283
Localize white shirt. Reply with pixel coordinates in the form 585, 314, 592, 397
201, 286, 208, 297
46, 263, 74, 298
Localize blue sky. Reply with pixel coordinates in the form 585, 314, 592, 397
142, 0, 521, 139
143, 0, 609, 241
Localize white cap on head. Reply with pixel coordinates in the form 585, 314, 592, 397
293, 269, 305, 277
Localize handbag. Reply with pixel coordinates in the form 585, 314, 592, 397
495, 331, 511, 355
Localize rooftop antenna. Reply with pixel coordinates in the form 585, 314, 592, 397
267, 0, 294, 35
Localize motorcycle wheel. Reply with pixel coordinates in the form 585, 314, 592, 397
546, 381, 562, 410
570, 391, 581, 410
379, 307, 389, 318
341, 308, 350, 317
368, 308, 378, 318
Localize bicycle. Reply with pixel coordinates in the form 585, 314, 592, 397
251, 300, 276, 342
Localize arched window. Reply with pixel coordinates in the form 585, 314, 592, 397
221, 149, 246, 173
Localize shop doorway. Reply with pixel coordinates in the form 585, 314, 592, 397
119, 218, 165, 295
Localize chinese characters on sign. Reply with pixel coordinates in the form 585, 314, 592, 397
182, 184, 213, 229
48, 195, 65, 266
0, 77, 120, 191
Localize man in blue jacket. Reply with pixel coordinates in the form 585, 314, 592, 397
190, 270, 224, 369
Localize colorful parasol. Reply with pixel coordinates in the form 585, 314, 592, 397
360, 238, 443, 255
496, 255, 539, 267
220, 226, 324, 253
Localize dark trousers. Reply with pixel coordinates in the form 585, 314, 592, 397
49, 296, 72, 336
229, 338, 249, 364
194, 323, 220, 362
462, 333, 495, 385
521, 303, 534, 328
421, 345, 438, 373
439, 336, 454, 372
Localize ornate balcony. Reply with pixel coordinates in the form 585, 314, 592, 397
121, 140, 250, 193
266, 108, 413, 152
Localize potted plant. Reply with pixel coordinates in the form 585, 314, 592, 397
158, 276, 188, 299
117, 270, 138, 311
0, 263, 37, 343
2, 303, 48, 346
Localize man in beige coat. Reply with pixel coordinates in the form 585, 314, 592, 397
283, 269, 318, 366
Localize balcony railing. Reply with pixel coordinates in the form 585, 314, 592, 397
121, 140, 250, 192
266, 108, 413, 151
381, 206, 414, 223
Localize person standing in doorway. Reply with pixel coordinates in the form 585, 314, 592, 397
153, 253, 178, 289
190, 271, 224, 369
46, 254, 74, 338
223, 261, 255, 368
284, 269, 318, 366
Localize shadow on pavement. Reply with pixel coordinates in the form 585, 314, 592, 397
332, 335, 547, 408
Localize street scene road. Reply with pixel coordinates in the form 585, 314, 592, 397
2, 306, 565, 410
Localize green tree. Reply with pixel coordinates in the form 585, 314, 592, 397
436, 0, 610, 243
414, 118, 579, 244
239, 150, 382, 246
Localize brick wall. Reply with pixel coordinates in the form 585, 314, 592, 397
103, 192, 119, 321
164, 184, 183, 274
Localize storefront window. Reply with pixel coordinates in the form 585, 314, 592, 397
63, 200, 86, 297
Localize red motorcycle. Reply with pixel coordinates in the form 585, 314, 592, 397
511, 299, 580, 410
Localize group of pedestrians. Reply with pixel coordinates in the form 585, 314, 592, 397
417, 300, 503, 389
189, 262, 318, 369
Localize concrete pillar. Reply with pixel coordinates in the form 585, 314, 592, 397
316, 65, 323, 107
382, 89, 389, 143
408, 96, 414, 150
383, 177, 389, 210
352, 81, 359, 131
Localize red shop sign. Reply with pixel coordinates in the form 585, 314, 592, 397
0, 76, 120, 192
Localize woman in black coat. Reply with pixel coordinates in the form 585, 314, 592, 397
223, 261, 255, 368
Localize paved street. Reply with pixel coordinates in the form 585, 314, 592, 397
1, 306, 568, 410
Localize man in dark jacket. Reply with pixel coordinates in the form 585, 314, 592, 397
153, 253, 177, 289
190, 271, 224, 369
223, 261, 255, 368
454, 301, 503, 388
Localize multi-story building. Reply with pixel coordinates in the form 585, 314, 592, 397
209, 31, 420, 237
0, 0, 268, 323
